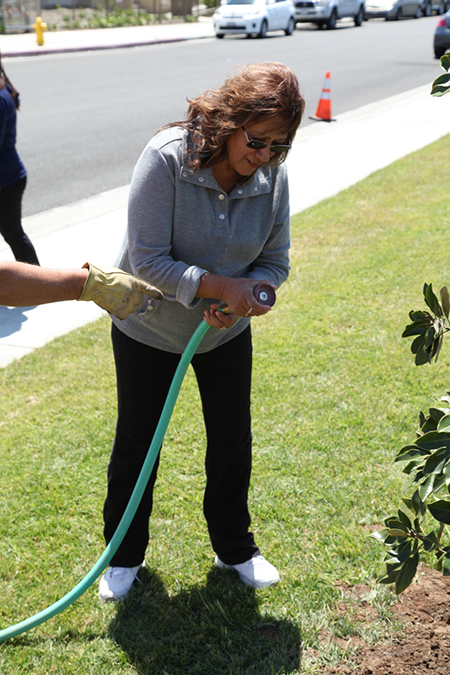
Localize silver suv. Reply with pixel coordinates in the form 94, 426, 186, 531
294, 0, 365, 28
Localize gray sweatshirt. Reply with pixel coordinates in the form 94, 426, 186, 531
112, 126, 291, 354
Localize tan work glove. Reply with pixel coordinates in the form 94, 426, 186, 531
77, 262, 163, 320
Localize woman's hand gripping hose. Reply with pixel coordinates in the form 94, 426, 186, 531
206, 282, 277, 330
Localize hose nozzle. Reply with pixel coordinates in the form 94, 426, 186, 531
253, 283, 276, 307
219, 283, 276, 315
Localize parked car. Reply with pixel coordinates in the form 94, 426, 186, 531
364, 0, 422, 19
294, 0, 364, 30
434, 9, 450, 57
293, 0, 365, 29
213, 0, 296, 38
421, 0, 448, 16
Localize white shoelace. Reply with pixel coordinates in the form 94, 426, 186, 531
109, 566, 142, 583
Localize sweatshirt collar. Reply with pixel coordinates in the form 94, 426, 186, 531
179, 164, 273, 198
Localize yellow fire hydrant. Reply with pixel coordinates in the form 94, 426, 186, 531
32, 17, 47, 46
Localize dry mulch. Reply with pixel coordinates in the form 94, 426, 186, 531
325, 566, 450, 675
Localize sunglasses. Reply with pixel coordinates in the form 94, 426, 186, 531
242, 127, 291, 155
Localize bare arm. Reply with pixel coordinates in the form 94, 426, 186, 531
0, 261, 88, 306
0, 261, 163, 320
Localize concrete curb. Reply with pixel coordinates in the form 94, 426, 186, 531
0, 19, 216, 58
1, 35, 209, 58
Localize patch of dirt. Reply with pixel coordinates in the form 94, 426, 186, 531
328, 566, 450, 675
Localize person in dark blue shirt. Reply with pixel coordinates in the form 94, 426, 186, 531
0, 68, 39, 265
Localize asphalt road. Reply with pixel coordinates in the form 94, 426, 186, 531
4, 15, 443, 217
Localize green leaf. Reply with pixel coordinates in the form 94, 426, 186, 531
435, 546, 450, 572
438, 414, 450, 433
433, 473, 448, 494
369, 528, 390, 542
424, 325, 436, 349
424, 283, 443, 317
428, 499, 450, 525
419, 408, 447, 434
432, 333, 444, 363
419, 474, 435, 501
413, 517, 422, 532
411, 334, 425, 354
440, 286, 450, 320
396, 444, 429, 461
415, 344, 431, 366
387, 528, 409, 538
432, 73, 450, 88
403, 460, 426, 476
409, 310, 432, 322
402, 323, 429, 339
441, 550, 450, 576
431, 81, 450, 97
412, 489, 427, 517
390, 540, 413, 562
395, 553, 419, 594
416, 431, 450, 451
397, 505, 413, 529
423, 530, 440, 551
377, 560, 401, 585
429, 407, 447, 424
441, 54, 450, 71
414, 469, 425, 484
384, 517, 407, 530
402, 496, 421, 519
421, 416, 439, 434
423, 445, 450, 475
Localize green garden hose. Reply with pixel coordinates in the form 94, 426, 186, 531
0, 319, 211, 643
0, 282, 276, 643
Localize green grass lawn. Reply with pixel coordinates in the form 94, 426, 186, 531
1, 135, 450, 674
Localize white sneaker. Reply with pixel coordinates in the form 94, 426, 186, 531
215, 554, 280, 589
98, 564, 142, 602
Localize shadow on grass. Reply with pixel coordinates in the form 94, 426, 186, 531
108, 566, 301, 674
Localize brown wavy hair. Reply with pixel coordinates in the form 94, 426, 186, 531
163, 62, 305, 171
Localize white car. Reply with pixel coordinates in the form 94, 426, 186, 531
213, 0, 296, 38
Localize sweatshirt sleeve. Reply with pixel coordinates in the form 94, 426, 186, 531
125, 142, 208, 308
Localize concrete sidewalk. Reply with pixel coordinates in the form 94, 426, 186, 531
0, 17, 215, 57
0, 54, 449, 366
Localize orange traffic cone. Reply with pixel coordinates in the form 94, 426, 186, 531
310, 71, 335, 122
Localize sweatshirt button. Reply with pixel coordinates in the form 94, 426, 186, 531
218, 194, 225, 200
199, 177, 204, 182
219, 214, 225, 220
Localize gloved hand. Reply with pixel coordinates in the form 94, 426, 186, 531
77, 262, 163, 320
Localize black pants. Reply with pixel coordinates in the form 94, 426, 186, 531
104, 323, 260, 568
0, 177, 39, 265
